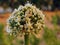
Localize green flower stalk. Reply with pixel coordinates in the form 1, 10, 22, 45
6, 2, 45, 45
24, 34, 30, 45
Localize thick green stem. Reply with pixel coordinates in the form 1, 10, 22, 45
24, 34, 30, 45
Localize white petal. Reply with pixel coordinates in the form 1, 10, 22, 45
18, 5, 23, 10
12, 9, 17, 15
6, 26, 11, 33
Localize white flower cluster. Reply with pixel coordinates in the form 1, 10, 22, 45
6, 3, 45, 36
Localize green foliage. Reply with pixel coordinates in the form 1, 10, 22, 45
52, 15, 57, 25
56, 15, 60, 25
43, 27, 60, 45
0, 23, 4, 30
30, 34, 41, 45
52, 14, 60, 26
0, 23, 13, 45
0, 23, 5, 45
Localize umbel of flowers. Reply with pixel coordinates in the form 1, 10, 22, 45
6, 2, 45, 45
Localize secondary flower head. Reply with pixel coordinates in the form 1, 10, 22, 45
6, 3, 45, 36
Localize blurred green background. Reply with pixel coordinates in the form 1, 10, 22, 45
0, 0, 60, 45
